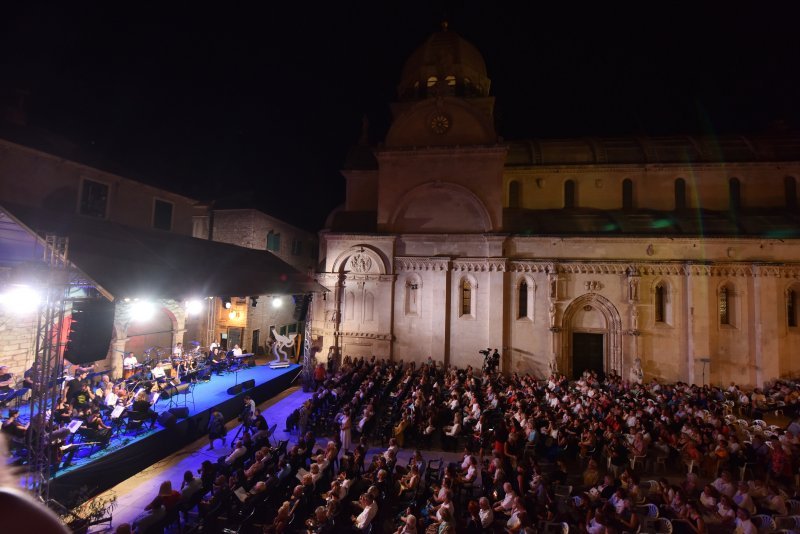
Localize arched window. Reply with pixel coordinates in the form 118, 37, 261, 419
786, 176, 798, 210
622, 179, 633, 210
729, 178, 741, 211
405, 276, 420, 316
445, 75, 456, 86
788, 288, 798, 328
564, 180, 576, 208
719, 284, 735, 326
675, 178, 686, 210
654, 283, 666, 323
518, 281, 528, 318
363, 292, 374, 322
266, 230, 281, 252
460, 279, 472, 317
426, 76, 438, 88
508, 180, 521, 208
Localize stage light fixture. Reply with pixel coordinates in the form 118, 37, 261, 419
130, 299, 156, 322
0, 284, 41, 315
271, 297, 283, 309
186, 299, 204, 316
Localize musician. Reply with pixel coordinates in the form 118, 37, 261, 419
232, 344, 243, 357
2, 409, 28, 438
123, 352, 139, 379
82, 407, 112, 447
173, 342, 183, 357
210, 347, 227, 375
130, 390, 158, 427
0, 366, 15, 393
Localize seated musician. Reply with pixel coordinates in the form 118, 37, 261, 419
0, 365, 15, 394
2, 409, 28, 438
232, 344, 243, 357
129, 390, 158, 428
82, 407, 112, 446
122, 352, 138, 379
209, 347, 227, 375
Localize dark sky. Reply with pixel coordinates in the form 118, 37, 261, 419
2, 2, 798, 231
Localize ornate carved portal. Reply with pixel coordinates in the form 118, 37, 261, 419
558, 293, 622, 378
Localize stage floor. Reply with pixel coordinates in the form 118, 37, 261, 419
42, 364, 301, 504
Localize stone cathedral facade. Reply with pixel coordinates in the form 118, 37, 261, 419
311, 26, 800, 387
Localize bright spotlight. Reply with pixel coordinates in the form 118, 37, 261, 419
271, 297, 283, 309
130, 300, 156, 322
0, 284, 41, 315
186, 299, 204, 316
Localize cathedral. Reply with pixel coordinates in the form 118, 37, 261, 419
311, 25, 800, 387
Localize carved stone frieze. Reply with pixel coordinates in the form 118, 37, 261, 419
394, 257, 451, 272
451, 258, 507, 272
334, 331, 394, 341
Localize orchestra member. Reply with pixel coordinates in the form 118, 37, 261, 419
130, 390, 158, 428
0, 366, 15, 393
173, 342, 183, 357
122, 352, 138, 379
232, 344, 243, 357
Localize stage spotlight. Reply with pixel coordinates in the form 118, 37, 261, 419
186, 299, 204, 316
271, 297, 283, 309
0, 284, 41, 315
130, 299, 156, 322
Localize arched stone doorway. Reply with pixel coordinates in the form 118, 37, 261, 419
560, 294, 622, 379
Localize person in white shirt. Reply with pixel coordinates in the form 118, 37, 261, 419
712, 471, 736, 498
493, 482, 516, 514
352, 492, 377, 530
478, 497, 494, 528
122, 352, 138, 379
733, 482, 756, 515
225, 441, 247, 465
734, 508, 757, 534
231, 344, 243, 356
173, 342, 183, 357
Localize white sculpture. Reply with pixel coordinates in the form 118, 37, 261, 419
630, 357, 644, 384
271, 328, 298, 364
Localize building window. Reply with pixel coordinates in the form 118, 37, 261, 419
364, 291, 374, 321
786, 176, 798, 209
675, 178, 687, 210
564, 180, 576, 208
79, 179, 109, 218
654, 283, 666, 323
460, 279, 472, 316
508, 180, 521, 208
729, 178, 741, 211
267, 231, 281, 252
445, 75, 456, 86
518, 281, 528, 319
345, 291, 354, 321
291, 238, 303, 256
622, 179, 633, 210
153, 199, 173, 231
719, 284, 735, 326
426, 76, 438, 87
789, 288, 798, 328
405, 276, 420, 316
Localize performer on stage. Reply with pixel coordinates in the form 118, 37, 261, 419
123, 352, 138, 379
231, 344, 243, 357
173, 342, 183, 357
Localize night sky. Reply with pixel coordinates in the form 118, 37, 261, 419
2, 2, 798, 231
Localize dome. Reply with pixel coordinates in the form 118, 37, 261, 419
398, 23, 491, 101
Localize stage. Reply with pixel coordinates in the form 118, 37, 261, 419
47, 363, 302, 505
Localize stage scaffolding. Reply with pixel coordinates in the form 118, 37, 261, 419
23, 234, 70, 501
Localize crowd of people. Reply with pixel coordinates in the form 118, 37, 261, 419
111, 354, 800, 534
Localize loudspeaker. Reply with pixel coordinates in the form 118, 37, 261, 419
242, 379, 256, 390
293, 294, 311, 321
227, 384, 243, 395
64, 299, 115, 364
169, 407, 189, 418
157, 411, 176, 428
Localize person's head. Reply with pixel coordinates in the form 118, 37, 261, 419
405, 514, 417, 528
468, 500, 479, 516
438, 507, 452, 523
315, 506, 327, 522
479, 496, 490, 509
737, 507, 751, 521
158, 480, 173, 496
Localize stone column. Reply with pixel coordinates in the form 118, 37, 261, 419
110, 337, 129, 379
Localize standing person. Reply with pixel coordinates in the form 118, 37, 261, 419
207, 410, 226, 450
340, 407, 352, 455
122, 352, 138, 379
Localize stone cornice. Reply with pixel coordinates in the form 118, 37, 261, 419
451, 258, 508, 272
335, 331, 394, 342
375, 145, 508, 159
316, 272, 395, 283
503, 161, 800, 173
395, 257, 451, 272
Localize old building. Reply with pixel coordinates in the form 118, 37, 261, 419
192, 208, 318, 357
312, 26, 800, 387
